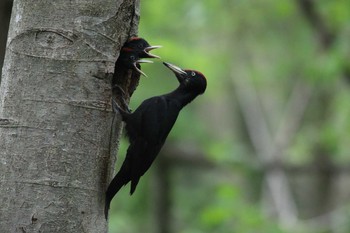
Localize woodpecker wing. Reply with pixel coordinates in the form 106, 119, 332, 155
126, 96, 181, 144
125, 96, 182, 193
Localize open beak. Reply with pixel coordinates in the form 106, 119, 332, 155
163, 62, 187, 83
144, 45, 162, 59
134, 59, 153, 77
134, 45, 161, 76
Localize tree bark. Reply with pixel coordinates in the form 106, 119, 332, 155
0, 0, 13, 82
0, 0, 139, 232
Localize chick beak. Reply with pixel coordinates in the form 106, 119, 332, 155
163, 62, 187, 83
134, 59, 153, 77
144, 45, 162, 58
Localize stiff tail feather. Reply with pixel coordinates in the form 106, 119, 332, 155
104, 167, 130, 219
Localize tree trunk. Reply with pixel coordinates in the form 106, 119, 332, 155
0, 0, 139, 232
0, 0, 13, 82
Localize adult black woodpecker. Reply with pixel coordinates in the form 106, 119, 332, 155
112, 37, 161, 110
105, 62, 207, 219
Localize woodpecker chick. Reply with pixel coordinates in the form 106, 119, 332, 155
118, 37, 161, 77
123, 37, 161, 59
112, 37, 161, 111
105, 62, 207, 219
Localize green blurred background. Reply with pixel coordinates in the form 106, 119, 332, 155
2, 0, 350, 233
108, 1, 350, 232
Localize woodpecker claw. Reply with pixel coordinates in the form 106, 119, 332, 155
112, 85, 132, 115
112, 99, 131, 121
112, 84, 127, 97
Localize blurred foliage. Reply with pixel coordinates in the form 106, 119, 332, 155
109, 0, 350, 233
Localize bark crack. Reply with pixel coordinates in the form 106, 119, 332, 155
22, 98, 111, 112
5, 180, 101, 192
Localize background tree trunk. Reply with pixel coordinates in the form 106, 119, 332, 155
0, 0, 139, 232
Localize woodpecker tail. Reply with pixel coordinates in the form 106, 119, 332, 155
104, 165, 130, 219
130, 177, 140, 195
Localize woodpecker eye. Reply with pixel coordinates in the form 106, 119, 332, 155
191, 71, 196, 77
130, 55, 135, 60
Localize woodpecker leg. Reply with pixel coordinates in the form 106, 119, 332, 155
112, 99, 131, 121
112, 84, 127, 97
112, 84, 132, 113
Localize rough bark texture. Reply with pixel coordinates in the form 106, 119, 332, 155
0, 0, 139, 232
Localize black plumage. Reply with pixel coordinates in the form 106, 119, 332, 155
105, 62, 207, 219
114, 37, 161, 77
111, 37, 161, 110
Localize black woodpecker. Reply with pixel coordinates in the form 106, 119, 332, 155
105, 62, 207, 219
115, 37, 161, 77
112, 37, 161, 110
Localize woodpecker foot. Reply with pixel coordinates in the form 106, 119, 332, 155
112, 85, 132, 112
112, 99, 131, 121
112, 84, 127, 98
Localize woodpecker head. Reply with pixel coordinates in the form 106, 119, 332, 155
117, 53, 151, 77
123, 37, 161, 59
119, 37, 161, 77
163, 62, 207, 94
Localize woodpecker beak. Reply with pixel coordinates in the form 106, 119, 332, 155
163, 62, 187, 83
134, 60, 153, 77
144, 45, 162, 58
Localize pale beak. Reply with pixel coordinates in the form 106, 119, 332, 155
134, 60, 153, 77
163, 62, 187, 83
144, 45, 162, 58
